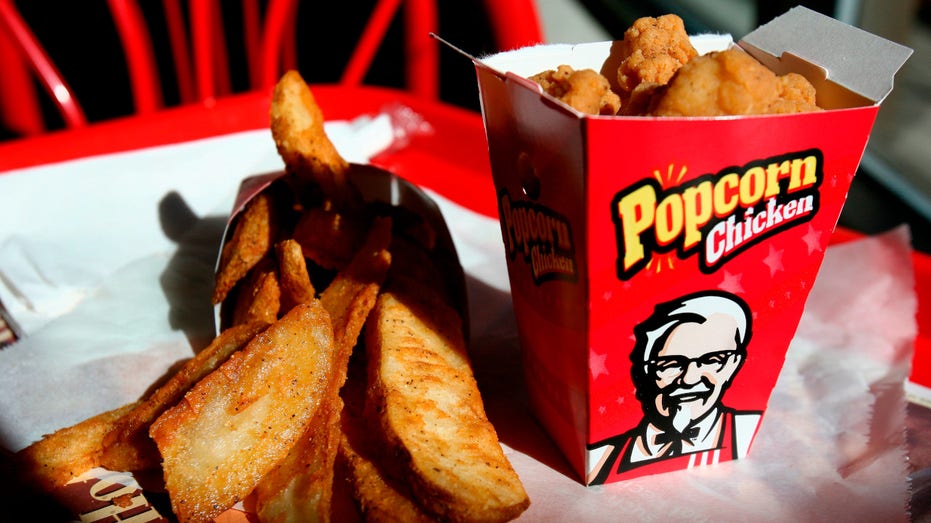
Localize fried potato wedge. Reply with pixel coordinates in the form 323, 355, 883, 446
364, 279, 529, 522
276, 238, 317, 314
338, 425, 434, 523
292, 203, 369, 271
230, 259, 281, 326
337, 352, 434, 523
320, 216, 392, 351
253, 397, 342, 523
271, 70, 358, 207
251, 373, 361, 521
253, 216, 392, 522
98, 322, 268, 472
18, 402, 140, 490
213, 191, 278, 305
149, 301, 336, 523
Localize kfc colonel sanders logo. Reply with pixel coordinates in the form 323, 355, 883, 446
612, 149, 823, 280
587, 290, 762, 484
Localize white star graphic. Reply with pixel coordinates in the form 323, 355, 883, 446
763, 244, 785, 276
719, 269, 745, 294
802, 224, 823, 255
590, 351, 609, 380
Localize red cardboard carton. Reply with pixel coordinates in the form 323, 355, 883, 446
472, 7, 912, 485
212, 166, 468, 333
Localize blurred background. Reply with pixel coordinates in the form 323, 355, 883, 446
1, 0, 928, 251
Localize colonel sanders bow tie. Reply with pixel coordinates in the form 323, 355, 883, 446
654, 427, 700, 456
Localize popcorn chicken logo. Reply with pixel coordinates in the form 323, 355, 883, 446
612, 149, 823, 280
498, 190, 578, 284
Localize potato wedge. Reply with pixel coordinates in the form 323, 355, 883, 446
98, 322, 267, 472
150, 300, 336, 523
18, 402, 140, 491
365, 279, 529, 522
270, 70, 357, 207
319, 216, 392, 351
253, 216, 392, 521
276, 238, 317, 313
253, 397, 342, 523
292, 204, 368, 271
230, 260, 281, 326
338, 427, 434, 523
337, 355, 433, 523
213, 191, 278, 305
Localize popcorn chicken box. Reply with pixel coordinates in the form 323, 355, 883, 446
471, 7, 912, 485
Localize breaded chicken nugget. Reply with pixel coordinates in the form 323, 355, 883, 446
616, 14, 697, 108
530, 65, 621, 115
772, 72, 821, 114
647, 47, 821, 116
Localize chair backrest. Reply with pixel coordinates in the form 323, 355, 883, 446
0, 0, 544, 138
0, 0, 87, 133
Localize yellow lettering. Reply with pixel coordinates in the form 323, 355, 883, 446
789, 155, 819, 191
765, 160, 791, 198
714, 172, 740, 217
617, 184, 657, 270
739, 166, 766, 207
682, 180, 713, 250
655, 193, 684, 247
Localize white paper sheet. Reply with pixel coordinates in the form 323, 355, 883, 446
0, 124, 915, 521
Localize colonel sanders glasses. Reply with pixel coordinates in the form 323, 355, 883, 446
647, 350, 738, 381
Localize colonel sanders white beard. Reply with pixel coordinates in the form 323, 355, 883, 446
667, 381, 712, 432
672, 405, 692, 433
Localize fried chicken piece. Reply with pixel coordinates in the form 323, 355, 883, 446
647, 47, 821, 117
530, 65, 621, 115
772, 72, 822, 114
616, 14, 697, 113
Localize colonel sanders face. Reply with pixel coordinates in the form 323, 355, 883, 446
632, 292, 750, 433
649, 313, 744, 431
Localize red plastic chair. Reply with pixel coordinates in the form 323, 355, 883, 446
0, 0, 86, 133
0, 0, 543, 137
